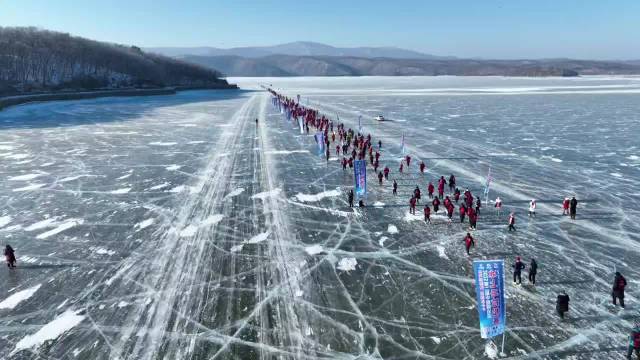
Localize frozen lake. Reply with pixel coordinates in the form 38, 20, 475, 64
1, 76, 639, 359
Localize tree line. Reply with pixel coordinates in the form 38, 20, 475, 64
0, 27, 228, 96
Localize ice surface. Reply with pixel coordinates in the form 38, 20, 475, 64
0, 77, 638, 359
0, 284, 41, 309
294, 188, 341, 202
13, 310, 85, 352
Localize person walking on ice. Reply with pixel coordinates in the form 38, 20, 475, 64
347, 190, 354, 208
495, 196, 503, 216
513, 256, 526, 285
508, 212, 516, 232
570, 196, 578, 220
529, 258, 538, 285
627, 322, 640, 360
4, 245, 16, 268
556, 291, 570, 319
562, 197, 570, 215
613, 271, 627, 308
463, 232, 475, 255
528, 199, 536, 217
424, 205, 431, 223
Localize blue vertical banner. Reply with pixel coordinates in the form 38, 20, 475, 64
354, 159, 367, 197
314, 132, 325, 153
473, 260, 506, 339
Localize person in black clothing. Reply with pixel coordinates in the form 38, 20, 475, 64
449, 174, 456, 193
556, 291, 570, 319
513, 256, 526, 284
613, 271, 627, 308
255, 118, 258, 125
348, 190, 354, 208
570, 196, 578, 220
528, 259, 538, 285
475, 196, 482, 215
4, 245, 16, 268
392, 180, 398, 196
358, 199, 365, 207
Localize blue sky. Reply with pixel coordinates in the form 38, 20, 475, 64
2, 0, 639, 59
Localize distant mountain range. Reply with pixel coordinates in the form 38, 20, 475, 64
146, 41, 640, 77
145, 41, 453, 60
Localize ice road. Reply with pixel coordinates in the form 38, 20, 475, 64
1, 76, 640, 359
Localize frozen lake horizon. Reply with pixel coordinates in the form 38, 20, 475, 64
1, 76, 639, 359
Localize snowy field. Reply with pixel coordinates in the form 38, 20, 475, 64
0, 76, 639, 359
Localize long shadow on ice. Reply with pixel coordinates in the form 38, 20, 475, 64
0, 89, 252, 130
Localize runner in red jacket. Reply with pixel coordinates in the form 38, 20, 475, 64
428, 182, 435, 199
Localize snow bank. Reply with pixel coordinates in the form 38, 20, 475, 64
0, 284, 41, 309
294, 188, 341, 202
13, 310, 85, 352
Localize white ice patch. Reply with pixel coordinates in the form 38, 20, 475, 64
116, 173, 132, 180
13, 310, 85, 353
294, 188, 341, 202
109, 187, 131, 194
430, 336, 442, 344
305, 245, 324, 255
337, 257, 357, 271
628, 155, 639, 160
25, 218, 59, 231
230, 244, 244, 253
13, 183, 45, 192
179, 225, 198, 237
436, 245, 449, 260
167, 185, 186, 193
611, 172, 623, 178
373, 201, 385, 207
264, 150, 310, 155
403, 211, 423, 222
223, 188, 245, 200
541, 155, 563, 163
0, 145, 14, 151
202, 214, 224, 227
248, 231, 270, 244
0, 215, 11, 228
165, 164, 181, 171
485, 341, 498, 359
117, 301, 129, 308
149, 142, 177, 146
387, 224, 399, 234
379, 236, 389, 247
36, 219, 83, 239
149, 182, 171, 190
91, 247, 115, 256
9, 173, 45, 181
0, 284, 41, 310
135, 218, 154, 229
251, 188, 281, 201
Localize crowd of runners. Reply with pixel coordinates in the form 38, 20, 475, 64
267, 88, 639, 358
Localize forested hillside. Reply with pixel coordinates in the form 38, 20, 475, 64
0, 27, 234, 96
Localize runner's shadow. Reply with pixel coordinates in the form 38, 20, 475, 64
16, 264, 75, 270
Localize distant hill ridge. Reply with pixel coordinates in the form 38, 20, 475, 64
146, 42, 640, 77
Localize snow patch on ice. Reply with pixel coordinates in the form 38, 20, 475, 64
430, 336, 442, 344
295, 188, 341, 202
13, 310, 85, 353
149, 142, 177, 146
109, 187, 131, 194
25, 218, 58, 231
117, 301, 129, 308
611, 172, 623, 178
252, 188, 281, 201
373, 201, 385, 207
36, 219, 83, 239
485, 341, 498, 359
202, 214, 224, 227
91, 247, 115, 256
135, 218, 154, 229
116, 173, 132, 180
403, 211, 424, 222
337, 257, 357, 271
0, 284, 41, 309
387, 224, 399, 234
168, 185, 186, 193
628, 155, 639, 160
436, 245, 449, 260
149, 182, 170, 190
223, 188, 245, 200
165, 164, 181, 171
230, 244, 244, 253
179, 225, 198, 237
305, 245, 324, 255
9, 173, 45, 181
13, 183, 45, 192
379, 236, 389, 247
0, 215, 11, 228
248, 231, 270, 244
264, 150, 310, 155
